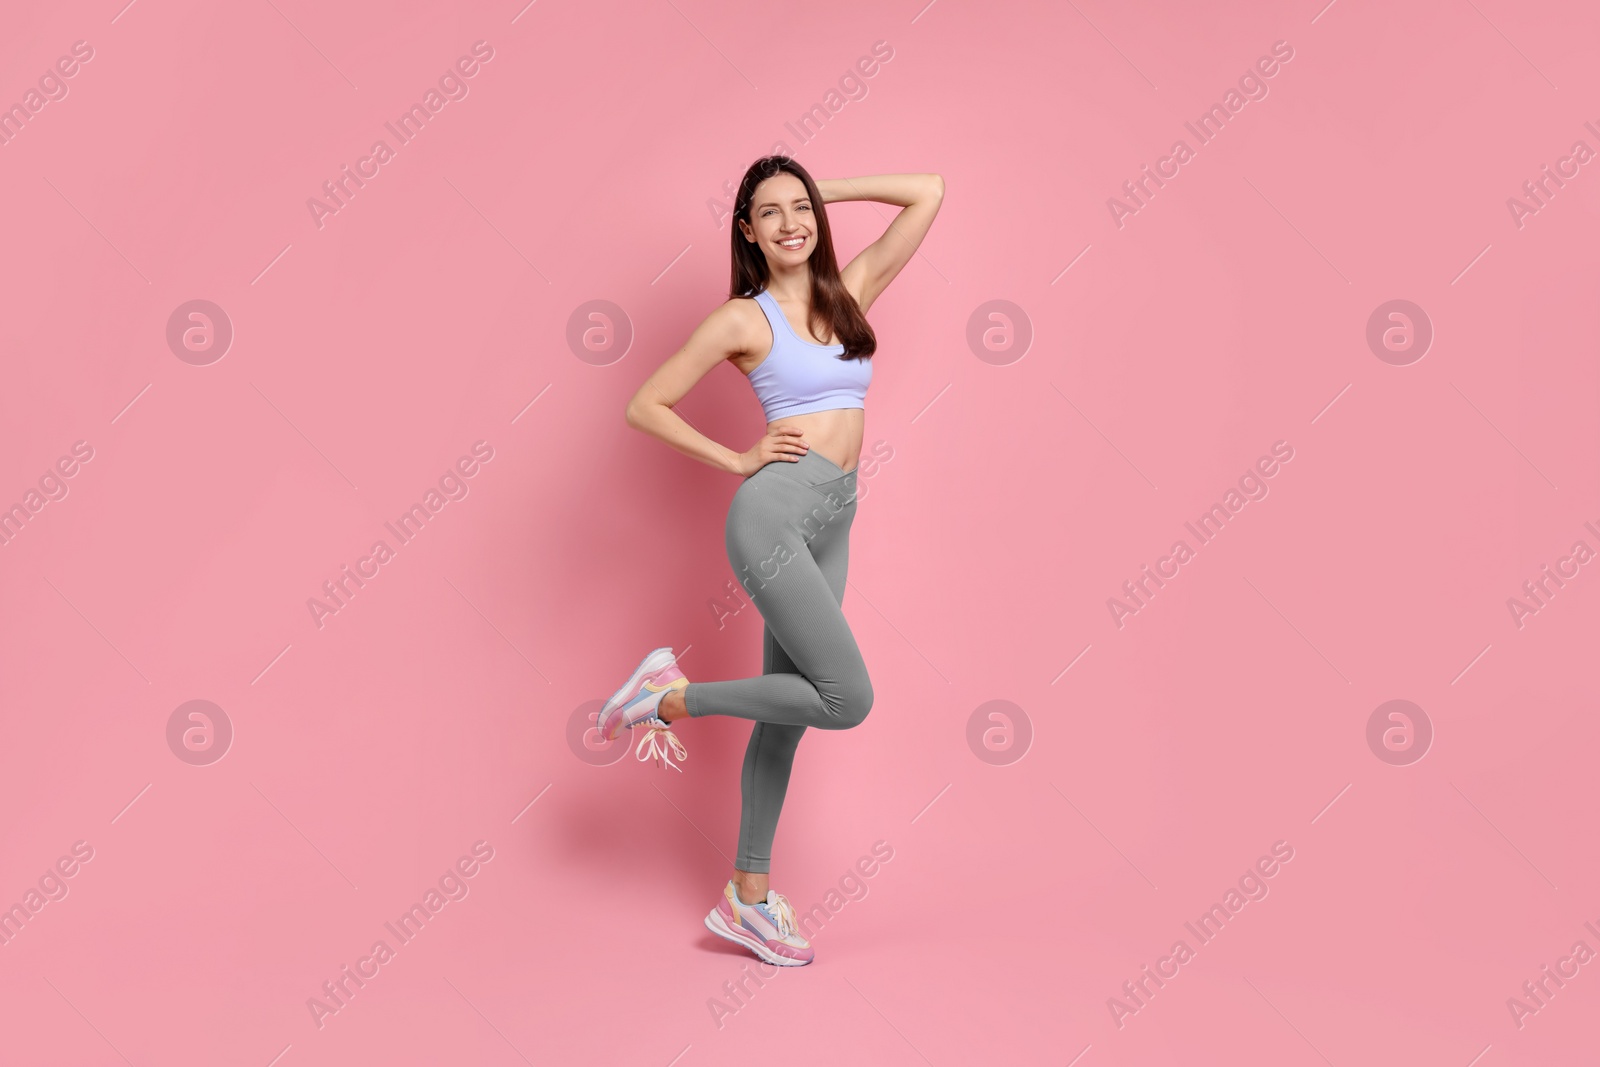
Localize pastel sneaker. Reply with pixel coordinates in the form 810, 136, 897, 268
598, 647, 690, 741
703, 881, 815, 966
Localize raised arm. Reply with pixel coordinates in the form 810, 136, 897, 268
623, 300, 753, 476
817, 173, 944, 313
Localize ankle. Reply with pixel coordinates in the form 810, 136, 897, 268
732, 872, 769, 904
659, 687, 688, 722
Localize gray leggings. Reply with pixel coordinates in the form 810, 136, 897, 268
682, 449, 874, 874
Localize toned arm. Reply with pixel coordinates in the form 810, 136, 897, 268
821, 173, 944, 314
623, 299, 750, 475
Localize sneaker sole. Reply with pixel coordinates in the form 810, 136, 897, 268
703, 908, 813, 967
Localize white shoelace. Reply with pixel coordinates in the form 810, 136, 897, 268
634, 721, 688, 772
765, 891, 799, 938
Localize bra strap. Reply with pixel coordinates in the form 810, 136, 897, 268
753, 289, 786, 338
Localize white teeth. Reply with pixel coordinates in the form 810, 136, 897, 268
780, 237, 805, 247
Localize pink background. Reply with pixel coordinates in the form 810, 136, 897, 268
2, 0, 1598, 1064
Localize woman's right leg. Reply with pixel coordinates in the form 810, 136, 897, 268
681, 465, 873, 730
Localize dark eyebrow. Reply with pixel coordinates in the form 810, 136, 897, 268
755, 197, 812, 210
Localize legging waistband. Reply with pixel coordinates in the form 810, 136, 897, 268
750, 449, 860, 499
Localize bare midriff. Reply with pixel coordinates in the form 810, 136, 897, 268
768, 408, 865, 474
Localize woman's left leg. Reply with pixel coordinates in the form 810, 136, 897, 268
681, 466, 871, 730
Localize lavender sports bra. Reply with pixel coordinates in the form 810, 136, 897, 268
744, 288, 872, 422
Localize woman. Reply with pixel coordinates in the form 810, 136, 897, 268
603, 157, 943, 967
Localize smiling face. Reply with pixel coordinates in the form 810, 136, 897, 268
739, 172, 817, 263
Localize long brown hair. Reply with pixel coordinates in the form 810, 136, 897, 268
729, 155, 876, 362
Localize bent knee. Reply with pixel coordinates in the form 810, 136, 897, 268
827, 674, 874, 729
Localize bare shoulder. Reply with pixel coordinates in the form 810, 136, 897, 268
709, 294, 770, 373
695, 294, 762, 357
